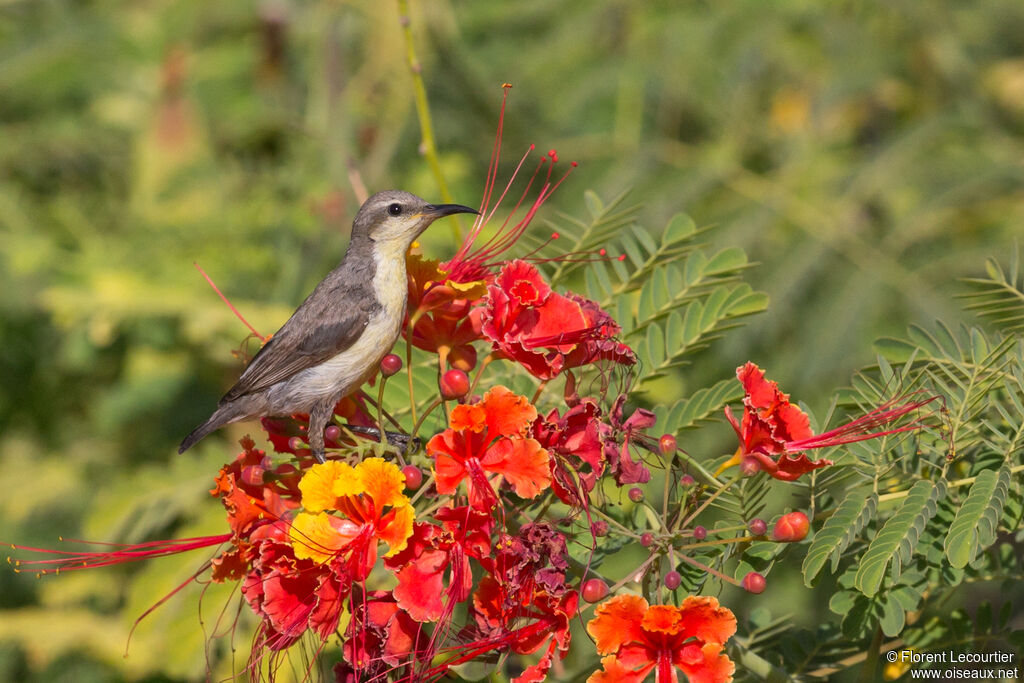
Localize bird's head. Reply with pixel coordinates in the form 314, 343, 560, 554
352, 190, 477, 251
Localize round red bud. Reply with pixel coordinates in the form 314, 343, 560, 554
748, 518, 768, 536
640, 532, 655, 547
664, 570, 682, 591
402, 465, 423, 491
659, 434, 678, 456
628, 487, 644, 503
742, 571, 766, 594
680, 474, 695, 487
591, 520, 609, 537
448, 345, 478, 372
772, 511, 810, 542
288, 436, 305, 451
324, 425, 342, 442
692, 525, 707, 541
581, 578, 609, 603
439, 369, 470, 400
740, 457, 762, 476
380, 353, 403, 377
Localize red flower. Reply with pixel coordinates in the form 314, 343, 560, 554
426, 385, 552, 509
405, 85, 575, 364
586, 595, 736, 683
722, 362, 936, 482
532, 400, 608, 505
209, 436, 302, 539
384, 506, 494, 623
604, 395, 657, 486
341, 590, 426, 678
472, 584, 578, 683
241, 520, 348, 651
481, 260, 636, 380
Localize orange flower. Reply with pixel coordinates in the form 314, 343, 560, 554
427, 386, 552, 509
586, 594, 736, 683
289, 458, 415, 578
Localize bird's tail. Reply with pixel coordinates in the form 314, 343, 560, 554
178, 403, 245, 454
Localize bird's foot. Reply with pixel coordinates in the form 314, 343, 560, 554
342, 425, 421, 454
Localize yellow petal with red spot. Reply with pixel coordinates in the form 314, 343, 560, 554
289, 512, 360, 564
377, 503, 415, 557
354, 457, 409, 511
299, 461, 359, 513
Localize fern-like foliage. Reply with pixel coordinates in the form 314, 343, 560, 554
958, 249, 1024, 334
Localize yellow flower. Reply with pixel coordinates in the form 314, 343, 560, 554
289, 458, 415, 574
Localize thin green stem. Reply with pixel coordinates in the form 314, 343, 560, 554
676, 554, 739, 586
588, 505, 642, 539
675, 535, 754, 551
409, 471, 435, 506
468, 354, 495, 395
678, 472, 740, 532
531, 380, 549, 405
411, 395, 445, 440
405, 321, 417, 426
396, 0, 461, 241
877, 463, 1024, 504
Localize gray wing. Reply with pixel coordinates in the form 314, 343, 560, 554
221, 311, 371, 402
221, 275, 377, 402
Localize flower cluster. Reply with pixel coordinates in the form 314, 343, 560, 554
8, 87, 939, 683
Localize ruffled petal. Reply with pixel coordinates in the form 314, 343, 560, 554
587, 594, 649, 655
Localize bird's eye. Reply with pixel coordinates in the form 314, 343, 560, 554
387, 203, 403, 217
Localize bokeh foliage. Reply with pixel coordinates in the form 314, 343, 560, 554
3, 0, 1024, 681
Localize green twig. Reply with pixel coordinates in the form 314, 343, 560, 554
396, 0, 462, 241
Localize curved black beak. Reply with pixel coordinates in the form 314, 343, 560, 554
426, 203, 479, 218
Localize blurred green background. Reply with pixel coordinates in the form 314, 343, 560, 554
3, 0, 1023, 681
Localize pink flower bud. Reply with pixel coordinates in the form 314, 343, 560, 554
628, 487, 644, 503
402, 465, 423, 491
582, 578, 609, 603
439, 369, 470, 400
772, 511, 810, 542
659, 434, 677, 455
692, 525, 707, 541
742, 571, 766, 594
748, 518, 768, 536
664, 570, 682, 590
740, 456, 762, 476
380, 353, 403, 377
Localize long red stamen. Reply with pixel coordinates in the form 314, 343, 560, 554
194, 262, 265, 341
443, 86, 584, 283
8, 534, 232, 574
787, 395, 937, 451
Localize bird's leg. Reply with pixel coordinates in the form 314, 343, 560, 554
308, 401, 333, 464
